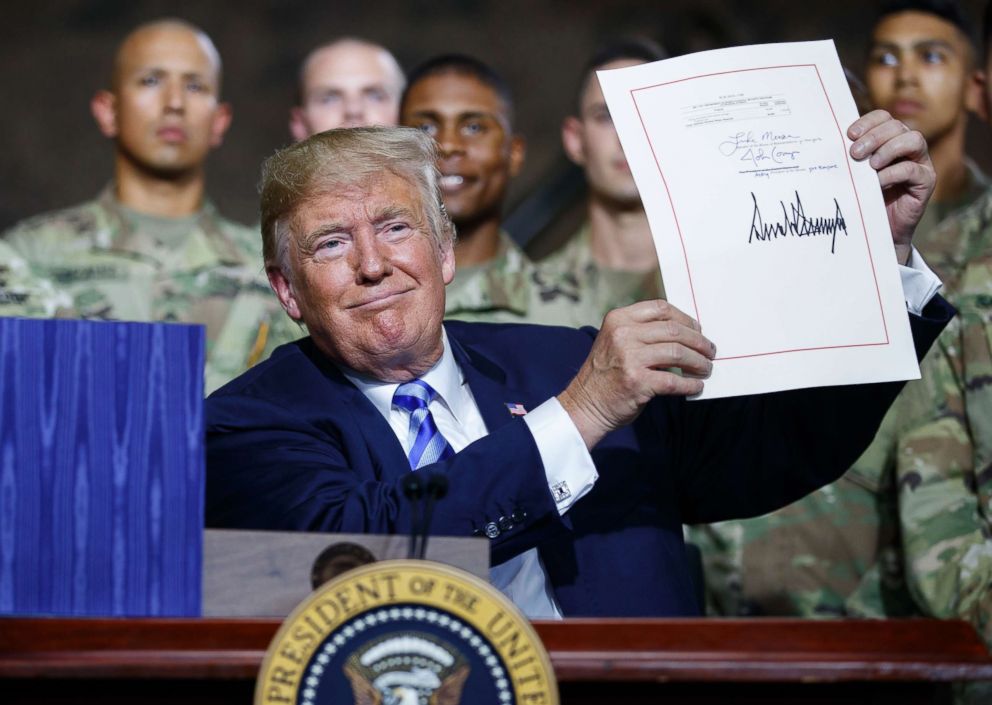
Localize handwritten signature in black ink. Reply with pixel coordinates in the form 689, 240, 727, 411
749, 191, 848, 254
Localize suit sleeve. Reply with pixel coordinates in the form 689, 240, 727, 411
206, 394, 566, 565
673, 295, 954, 524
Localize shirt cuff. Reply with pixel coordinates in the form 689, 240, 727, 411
899, 246, 942, 315
523, 397, 599, 515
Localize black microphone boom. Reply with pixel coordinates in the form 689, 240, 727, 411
401, 473, 424, 559
418, 473, 449, 560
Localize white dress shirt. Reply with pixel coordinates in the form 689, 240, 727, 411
341, 329, 597, 619
340, 253, 940, 619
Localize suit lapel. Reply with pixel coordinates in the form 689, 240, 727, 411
301, 340, 411, 482
448, 331, 542, 434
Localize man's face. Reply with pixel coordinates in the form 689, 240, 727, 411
401, 73, 524, 227
96, 25, 230, 176
866, 11, 979, 142
562, 58, 643, 206
272, 172, 455, 379
290, 43, 403, 139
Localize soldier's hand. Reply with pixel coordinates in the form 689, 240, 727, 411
848, 110, 934, 265
558, 300, 716, 449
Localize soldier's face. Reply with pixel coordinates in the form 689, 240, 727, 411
562, 58, 643, 207
401, 73, 524, 228
273, 172, 455, 379
866, 12, 979, 142
290, 43, 403, 139
105, 25, 231, 175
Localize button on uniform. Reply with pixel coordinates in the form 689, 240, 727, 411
484, 522, 501, 539
498, 515, 514, 532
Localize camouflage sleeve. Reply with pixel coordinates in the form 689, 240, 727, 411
896, 312, 992, 649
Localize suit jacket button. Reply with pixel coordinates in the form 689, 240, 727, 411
497, 515, 514, 531
511, 509, 526, 523
484, 522, 500, 539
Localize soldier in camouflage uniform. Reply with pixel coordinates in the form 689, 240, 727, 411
1, 19, 283, 393
3, 188, 280, 392
896, 188, 992, 651
542, 39, 668, 328
401, 54, 599, 327
865, 0, 988, 250
687, 0, 992, 628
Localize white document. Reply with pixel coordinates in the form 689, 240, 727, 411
597, 40, 920, 399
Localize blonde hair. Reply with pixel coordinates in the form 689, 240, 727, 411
259, 126, 455, 274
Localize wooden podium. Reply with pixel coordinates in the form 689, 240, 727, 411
2, 617, 990, 704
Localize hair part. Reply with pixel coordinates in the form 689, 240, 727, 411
402, 53, 516, 127
259, 126, 456, 276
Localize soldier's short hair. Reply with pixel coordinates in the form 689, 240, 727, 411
402, 54, 515, 127
873, 0, 977, 50
259, 126, 456, 275
574, 37, 667, 112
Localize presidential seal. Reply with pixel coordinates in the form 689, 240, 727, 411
256, 559, 558, 705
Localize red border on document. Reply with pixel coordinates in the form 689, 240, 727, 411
629, 64, 889, 361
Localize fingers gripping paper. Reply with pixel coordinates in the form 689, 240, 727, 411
597, 40, 920, 399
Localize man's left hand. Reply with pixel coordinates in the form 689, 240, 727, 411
847, 109, 935, 265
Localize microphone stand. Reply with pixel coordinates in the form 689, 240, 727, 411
401, 474, 424, 559
418, 473, 449, 560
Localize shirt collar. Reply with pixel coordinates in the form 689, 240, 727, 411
339, 327, 465, 422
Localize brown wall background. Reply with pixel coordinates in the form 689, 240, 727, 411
2, 0, 989, 237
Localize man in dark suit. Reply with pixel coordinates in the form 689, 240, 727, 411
207, 119, 949, 617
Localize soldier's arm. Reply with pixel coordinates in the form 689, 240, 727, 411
896, 313, 992, 648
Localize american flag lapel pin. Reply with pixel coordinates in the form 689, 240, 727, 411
505, 402, 528, 417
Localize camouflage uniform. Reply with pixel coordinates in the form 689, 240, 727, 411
539, 223, 665, 328
0, 240, 75, 318
894, 190, 992, 651
687, 177, 992, 630
444, 231, 604, 327
910, 158, 989, 276
1, 187, 284, 392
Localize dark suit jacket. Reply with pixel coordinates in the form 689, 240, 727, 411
206, 298, 952, 617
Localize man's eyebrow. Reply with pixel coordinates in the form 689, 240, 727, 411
458, 110, 511, 132
869, 40, 901, 52
912, 39, 959, 54
406, 109, 442, 121
372, 206, 417, 225
299, 221, 350, 251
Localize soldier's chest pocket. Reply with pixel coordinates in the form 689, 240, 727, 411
51, 260, 156, 321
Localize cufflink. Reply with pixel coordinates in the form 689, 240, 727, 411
551, 481, 571, 503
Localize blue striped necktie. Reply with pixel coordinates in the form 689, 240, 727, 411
392, 380, 455, 470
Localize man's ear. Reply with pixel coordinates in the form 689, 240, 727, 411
440, 239, 456, 286
90, 90, 119, 138
508, 134, 526, 178
289, 107, 311, 142
267, 266, 303, 321
968, 69, 988, 122
209, 102, 234, 148
561, 115, 586, 166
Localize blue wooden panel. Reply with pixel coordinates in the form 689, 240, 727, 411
0, 318, 204, 617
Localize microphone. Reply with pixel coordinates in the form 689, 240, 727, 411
418, 473, 449, 560
401, 473, 424, 559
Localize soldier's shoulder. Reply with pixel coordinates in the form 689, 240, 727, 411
212, 213, 262, 259
935, 188, 992, 284
2, 200, 106, 245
